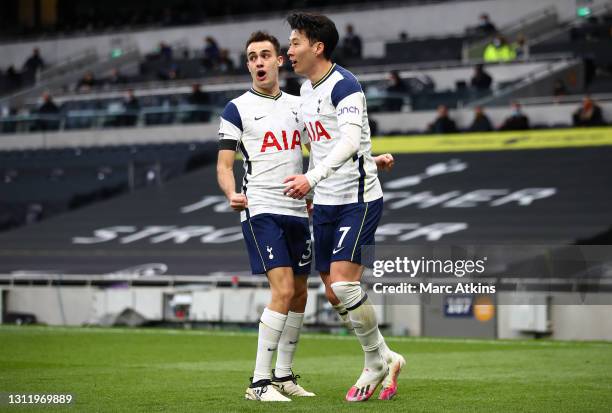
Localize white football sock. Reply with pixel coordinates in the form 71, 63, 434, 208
331, 281, 384, 371
332, 302, 354, 331
275, 311, 304, 378
377, 330, 394, 363
253, 307, 287, 382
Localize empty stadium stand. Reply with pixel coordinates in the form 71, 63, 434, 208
0, 139, 611, 275
0, 142, 217, 231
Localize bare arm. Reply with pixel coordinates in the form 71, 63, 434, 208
217, 149, 247, 211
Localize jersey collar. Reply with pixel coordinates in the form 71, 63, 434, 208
312, 63, 337, 89
249, 88, 282, 100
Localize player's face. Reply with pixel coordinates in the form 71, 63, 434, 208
246, 41, 282, 92
287, 29, 318, 76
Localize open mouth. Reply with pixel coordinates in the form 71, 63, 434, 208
256, 70, 266, 80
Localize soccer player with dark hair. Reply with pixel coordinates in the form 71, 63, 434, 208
216, 30, 315, 402
284, 12, 403, 402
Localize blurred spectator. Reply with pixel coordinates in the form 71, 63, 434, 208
573, 97, 605, 127
187, 83, 210, 106
428, 105, 457, 134
513, 34, 528, 58
158, 65, 180, 81
469, 106, 493, 132
106, 68, 126, 86
386, 70, 409, 94
37, 92, 60, 131
121, 89, 140, 126
476, 14, 497, 36
23, 48, 45, 73
159, 42, 173, 60
500, 102, 530, 131
218, 49, 235, 73
342, 24, 362, 59
203, 36, 221, 69
5, 65, 21, 90
382, 71, 408, 111
484, 35, 516, 62
185, 83, 210, 123
38, 91, 59, 114
552, 79, 568, 97
471, 64, 492, 91
76, 71, 97, 92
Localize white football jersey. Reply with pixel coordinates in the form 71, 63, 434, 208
300, 64, 383, 205
218, 89, 308, 221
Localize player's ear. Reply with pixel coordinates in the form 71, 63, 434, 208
277, 54, 284, 67
314, 41, 325, 58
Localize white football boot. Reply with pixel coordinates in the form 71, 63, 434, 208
245, 377, 291, 402
345, 362, 389, 402
378, 351, 406, 400
271, 370, 316, 397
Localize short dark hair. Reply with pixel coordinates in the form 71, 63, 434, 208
286, 12, 339, 60
245, 31, 281, 56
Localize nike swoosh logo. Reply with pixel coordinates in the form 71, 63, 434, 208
298, 260, 311, 267
288, 340, 298, 345
332, 247, 345, 254
267, 348, 275, 351
292, 111, 298, 115
254, 116, 266, 120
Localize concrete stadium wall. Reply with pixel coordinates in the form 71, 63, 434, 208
2, 286, 321, 326
497, 295, 612, 341
5, 286, 96, 325
4, 286, 612, 341
1, 0, 604, 68
386, 305, 422, 337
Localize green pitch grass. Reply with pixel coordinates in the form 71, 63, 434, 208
1, 326, 611, 412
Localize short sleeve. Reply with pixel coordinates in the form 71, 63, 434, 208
334, 90, 364, 128
218, 102, 242, 150
331, 78, 362, 107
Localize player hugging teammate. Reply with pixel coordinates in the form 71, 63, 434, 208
216, 13, 402, 403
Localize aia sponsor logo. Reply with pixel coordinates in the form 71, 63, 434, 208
260, 130, 302, 152
306, 121, 332, 142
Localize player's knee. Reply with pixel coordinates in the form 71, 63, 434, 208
324, 284, 340, 305
273, 284, 294, 306
292, 285, 308, 307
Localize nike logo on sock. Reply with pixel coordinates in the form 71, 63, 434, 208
254, 116, 266, 120
288, 340, 299, 345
